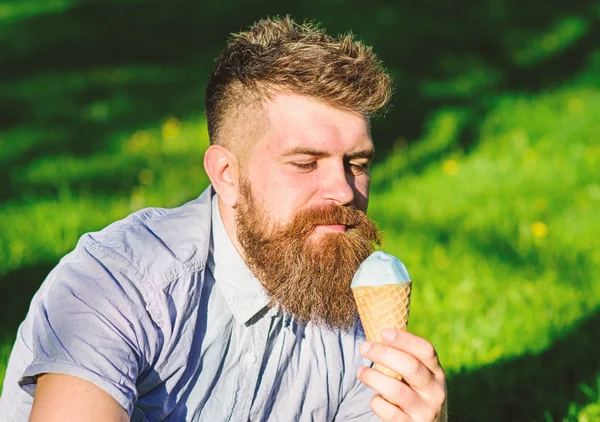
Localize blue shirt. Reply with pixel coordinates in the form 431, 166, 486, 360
0, 187, 378, 421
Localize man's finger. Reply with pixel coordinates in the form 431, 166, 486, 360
380, 329, 444, 377
357, 366, 420, 409
370, 394, 413, 422
360, 341, 438, 393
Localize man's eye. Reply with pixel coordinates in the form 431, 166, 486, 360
292, 162, 317, 171
347, 162, 369, 175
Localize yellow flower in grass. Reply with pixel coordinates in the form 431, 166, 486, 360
161, 117, 181, 140
138, 169, 154, 185
567, 97, 584, 114
10, 240, 26, 261
125, 130, 151, 154
130, 187, 146, 210
442, 159, 459, 176
531, 221, 548, 239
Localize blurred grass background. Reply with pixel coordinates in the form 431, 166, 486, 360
1, 0, 599, 420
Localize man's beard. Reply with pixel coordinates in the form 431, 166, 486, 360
235, 178, 382, 330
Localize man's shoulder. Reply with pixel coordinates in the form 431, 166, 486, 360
82, 186, 214, 289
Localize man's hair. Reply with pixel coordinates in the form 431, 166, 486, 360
204, 16, 392, 150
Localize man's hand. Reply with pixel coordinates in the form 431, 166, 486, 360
357, 329, 447, 422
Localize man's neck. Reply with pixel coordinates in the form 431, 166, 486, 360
216, 196, 246, 261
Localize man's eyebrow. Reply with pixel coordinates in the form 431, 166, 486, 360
346, 149, 375, 161
280, 146, 330, 157
280, 146, 375, 160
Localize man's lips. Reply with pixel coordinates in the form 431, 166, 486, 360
315, 224, 347, 233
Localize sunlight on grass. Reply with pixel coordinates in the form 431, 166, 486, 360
420, 58, 502, 98
0, 0, 74, 21
512, 16, 589, 66
0, 115, 210, 276
14, 116, 208, 190
563, 375, 600, 421
367, 86, 600, 378
371, 108, 470, 189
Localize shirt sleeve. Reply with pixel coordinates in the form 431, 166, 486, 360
19, 238, 159, 418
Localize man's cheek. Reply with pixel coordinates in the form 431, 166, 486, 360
353, 187, 370, 211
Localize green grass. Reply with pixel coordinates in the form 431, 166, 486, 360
369, 88, 600, 421
1, 1, 600, 421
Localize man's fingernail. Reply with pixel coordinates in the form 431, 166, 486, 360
357, 366, 365, 377
382, 328, 397, 343
360, 341, 372, 355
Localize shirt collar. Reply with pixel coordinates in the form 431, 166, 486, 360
208, 193, 272, 324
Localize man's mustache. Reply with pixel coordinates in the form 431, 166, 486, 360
283, 204, 370, 236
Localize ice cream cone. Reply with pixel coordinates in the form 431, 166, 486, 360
353, 282, 412, 380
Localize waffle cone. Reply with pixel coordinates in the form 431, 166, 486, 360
353, 283, 412, 380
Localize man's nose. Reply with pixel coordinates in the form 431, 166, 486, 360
319, 163, 355, 205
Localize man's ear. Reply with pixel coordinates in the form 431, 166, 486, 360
204, 145, 240, 207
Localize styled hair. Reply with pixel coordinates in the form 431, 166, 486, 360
204, 16, 392, 148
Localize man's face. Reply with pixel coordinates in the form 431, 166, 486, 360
234, 93, 381, 329
242, 93, 373, 233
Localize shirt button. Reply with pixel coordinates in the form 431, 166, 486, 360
244, 353, 257, 365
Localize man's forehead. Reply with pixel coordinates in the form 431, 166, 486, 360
267, 128, 374, 158
260, 93, 373, 154
264, 93, 368, 123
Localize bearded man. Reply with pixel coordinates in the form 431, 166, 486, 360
1, 17, 447, 422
